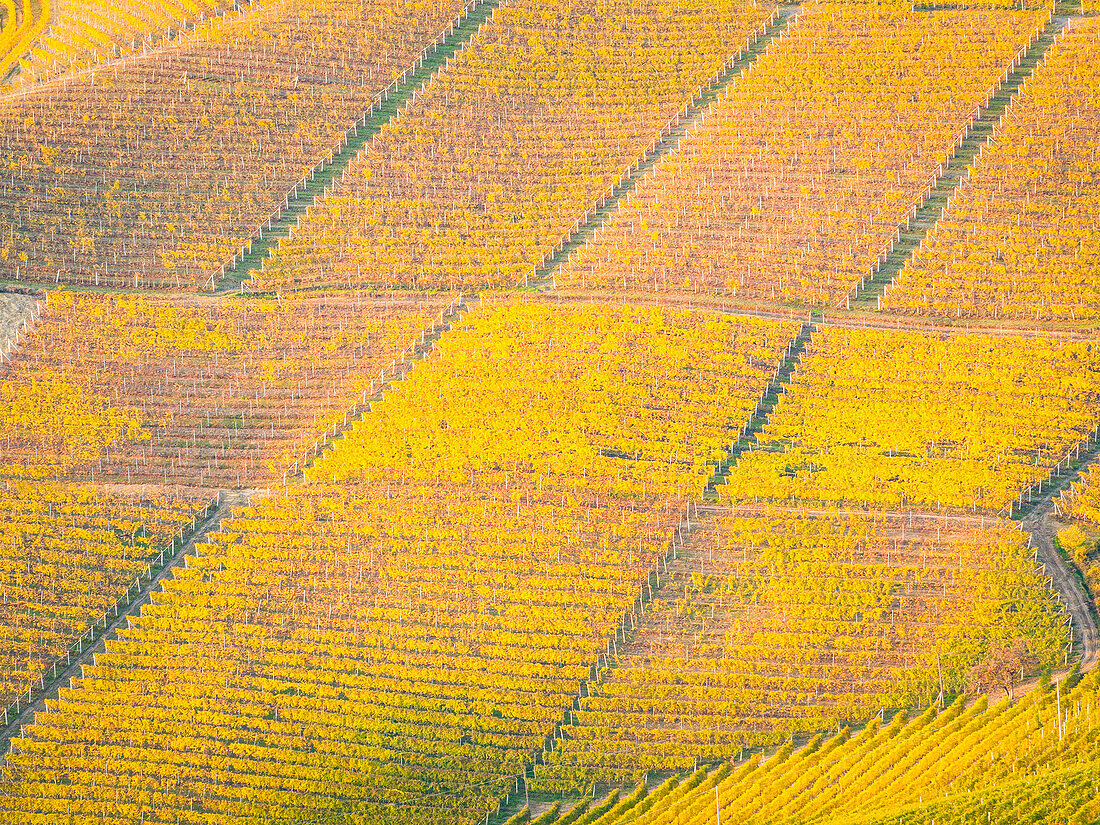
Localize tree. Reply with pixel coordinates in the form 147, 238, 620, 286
967, 639, 1038, 701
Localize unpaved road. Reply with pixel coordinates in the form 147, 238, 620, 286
1023, 495, 1099, 673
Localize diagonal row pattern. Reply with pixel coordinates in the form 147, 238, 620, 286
0, 290, 448, 492
884, 17, 1100, 321
536, 506, 1066, 791
0, 299, 797, 823
555, 3, 1048, 306
252, 0, 779, 291
555, 669, 1100, 825
721, 326, 1100, 513
0, 0, 468, 289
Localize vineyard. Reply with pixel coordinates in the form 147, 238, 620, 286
536, 505, 1067, 791
0, 0, 47, 85
0, 299, 800, 822
557, 3, 1049, 305
0, 481, 194, 706
252, 0, 778, 291
0, 0, 1099, 822
524, 667, 1100, 825
722, 325, 1100, 512
0, 289, 451, 752
1, 0, 241, 89
0, 0, 471, 288
886, 17, 1100, 320
0, 289, 451, 489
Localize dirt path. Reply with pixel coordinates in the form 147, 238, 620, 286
544, 289, 1100, 341
1022, 497, 1100, 673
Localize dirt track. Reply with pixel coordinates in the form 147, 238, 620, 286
1023, 496, 1100, 673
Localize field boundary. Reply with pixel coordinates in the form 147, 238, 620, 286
280, 293, 467, 484
700, 501, 1011, 528
489, 316, 814, 823
0, 292, 470, 762
705, 317, 816, 495
1007, 424, 1100, 519
544, 290, 1100, 341
1027, 441, 1100, 672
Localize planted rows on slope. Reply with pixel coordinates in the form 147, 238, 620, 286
721, 326, 1100, 513
570, 669, 1100, 825
0, 289, 446, 734
0, 0, 47, 85
0, 480, 194, 708
252, 0, 780, 291
0, 0, 470, 289
555, 2, 1048, 306
0, 299, 798, 824
1059, 465, 1100, 525
3, 0, 239, 88
885, 17, 1100, 321
1, 289, 449, 492
536, 505, 1066, 792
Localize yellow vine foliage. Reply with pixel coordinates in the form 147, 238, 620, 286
558, 3, 1048, 305
0, 299, 796, 823
0, 375, 145, 477
722, 327, 1100, 512
539, 506, 1066, 790
255, 0, 776, 290
886, 18, 1100, 320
